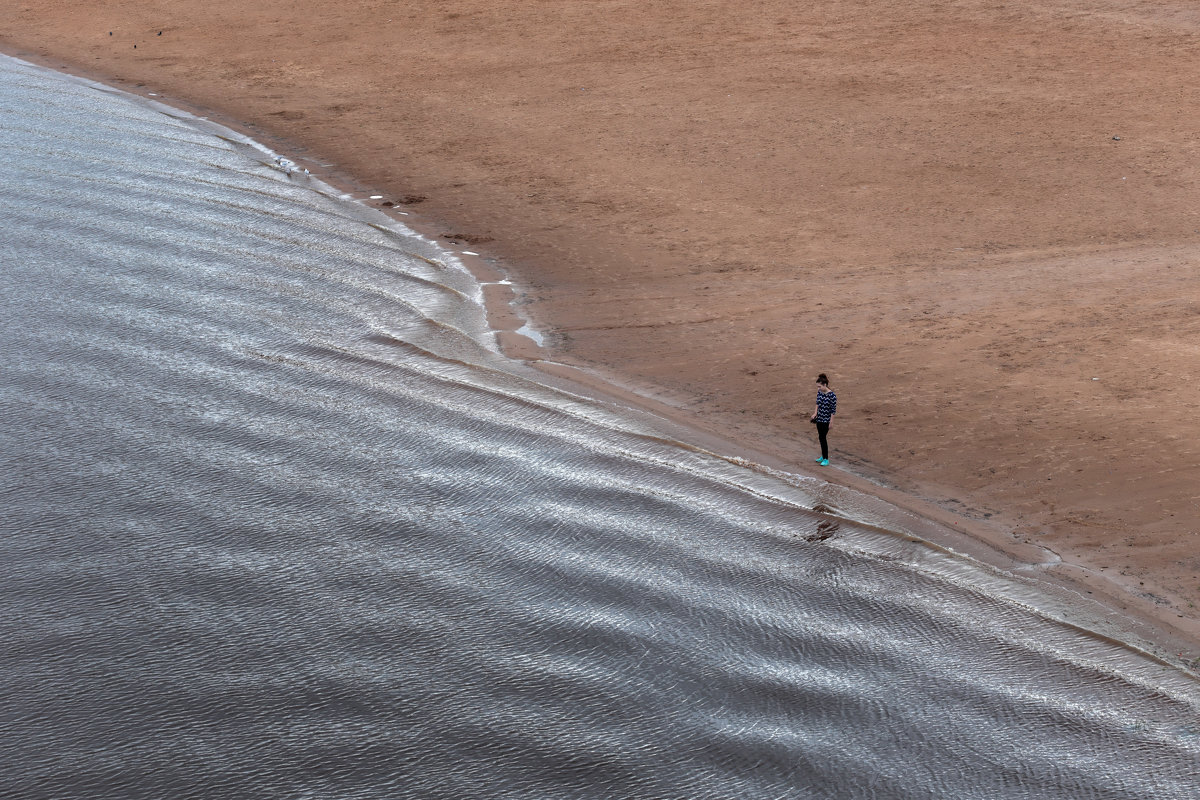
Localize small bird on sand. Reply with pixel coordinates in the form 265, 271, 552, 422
273, 156, 309, 177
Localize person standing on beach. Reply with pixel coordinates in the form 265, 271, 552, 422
810, 373, 837, 466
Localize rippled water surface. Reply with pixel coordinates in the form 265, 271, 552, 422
2, 55, 1198, 799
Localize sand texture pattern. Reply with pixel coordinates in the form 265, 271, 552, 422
3, 1, 1198, 651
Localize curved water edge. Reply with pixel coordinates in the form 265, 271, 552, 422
16, 56, 1177, 669
2, 54, 1199, 799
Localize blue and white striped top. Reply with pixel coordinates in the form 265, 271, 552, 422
815, 389, 837, 424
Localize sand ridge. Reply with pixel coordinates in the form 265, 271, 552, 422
2, 0, 1198, 658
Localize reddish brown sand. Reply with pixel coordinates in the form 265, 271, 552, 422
4, 1, 1198, 662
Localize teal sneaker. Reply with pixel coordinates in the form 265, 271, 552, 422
819, 458, 830, 466
815, 457, 824, 463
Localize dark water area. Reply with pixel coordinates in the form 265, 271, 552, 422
1, 55, 1198, 799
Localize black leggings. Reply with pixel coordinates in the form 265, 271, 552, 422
816, 422, 830, 460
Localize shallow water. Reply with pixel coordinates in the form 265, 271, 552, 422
1, 55, 1198, 799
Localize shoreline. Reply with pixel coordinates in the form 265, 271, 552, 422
3, 16, 1199, 673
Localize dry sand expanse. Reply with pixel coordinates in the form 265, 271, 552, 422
4, 1, 1198, 654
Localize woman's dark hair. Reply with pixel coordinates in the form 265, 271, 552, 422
816, 373, 829, 386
